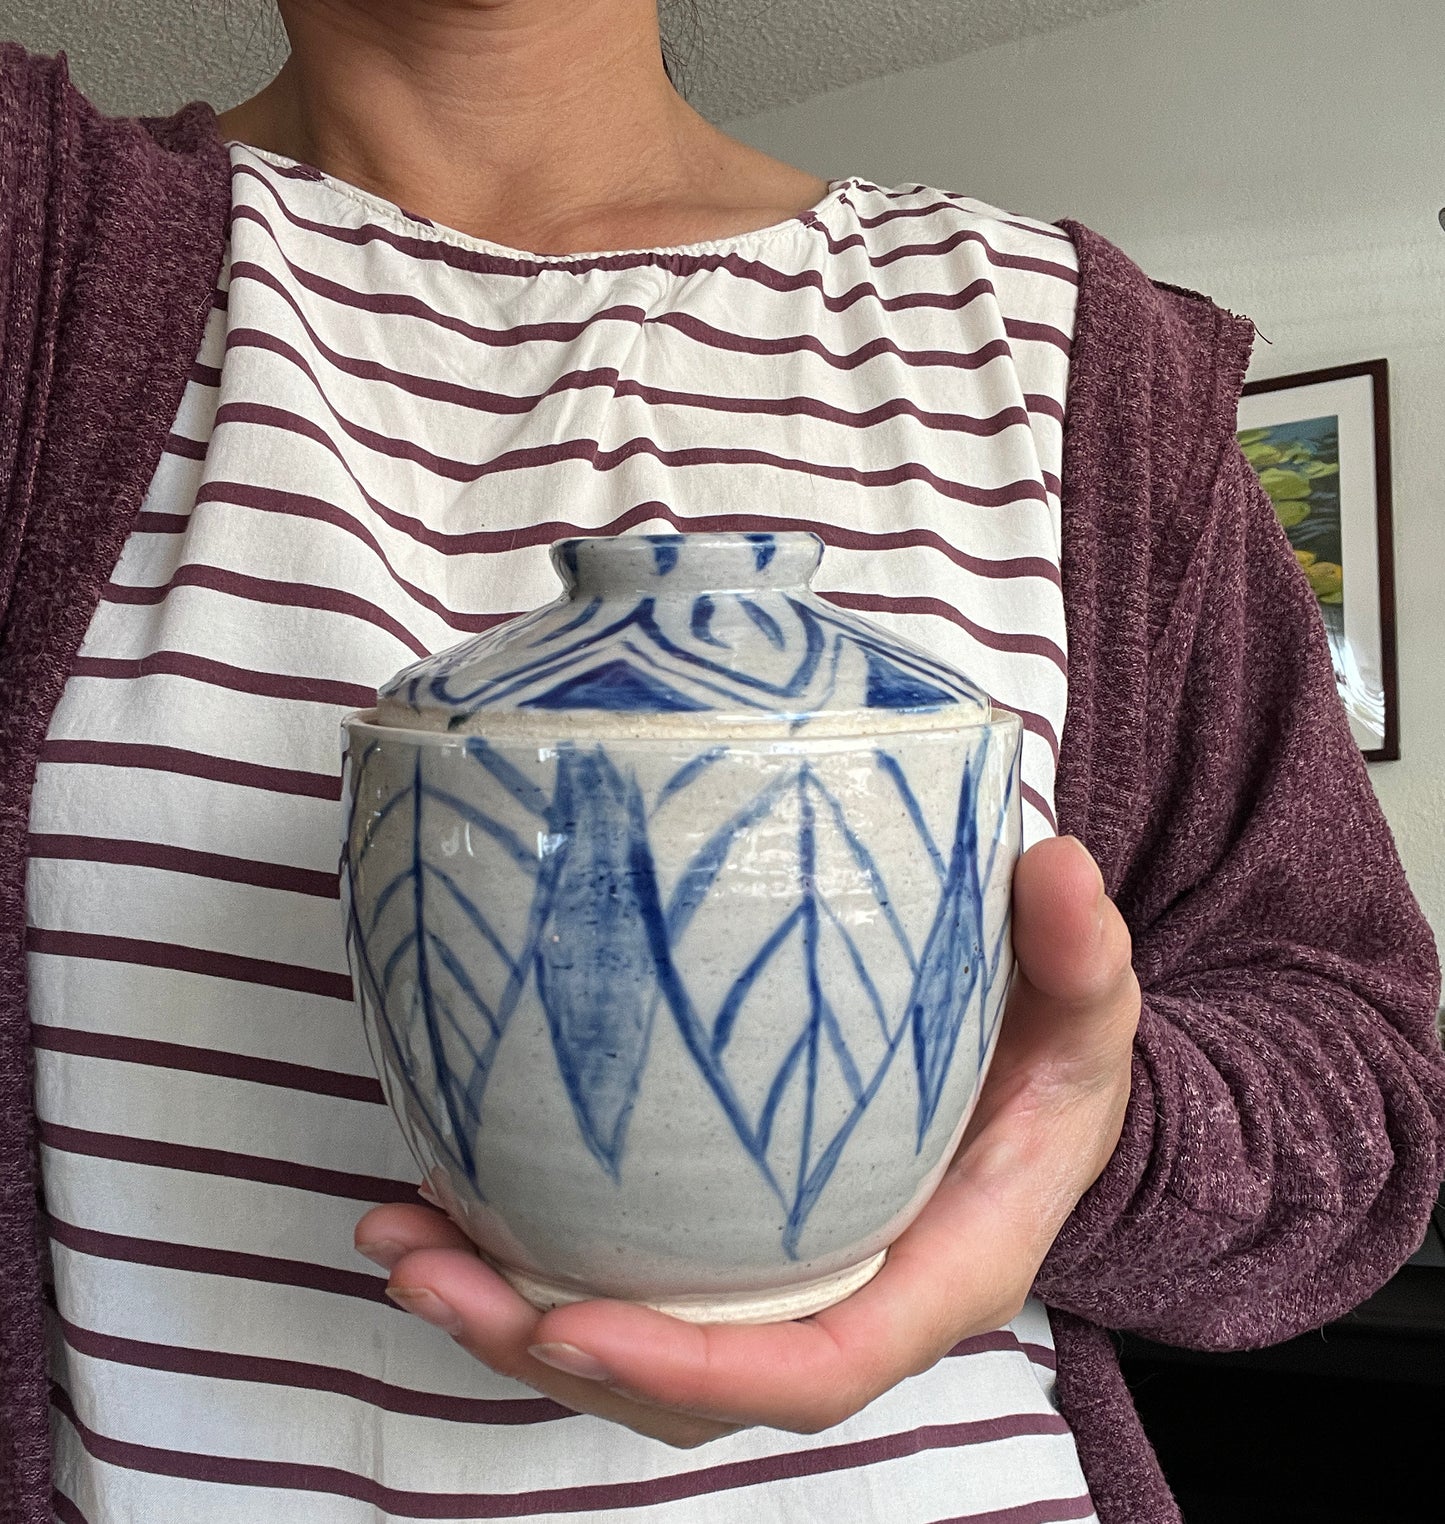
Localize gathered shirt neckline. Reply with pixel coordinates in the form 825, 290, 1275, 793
231, 141, 857, 264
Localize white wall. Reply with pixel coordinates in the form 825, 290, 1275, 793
730, 0, 1445, 944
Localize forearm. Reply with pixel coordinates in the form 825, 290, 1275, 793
1036, 972, 1445, 1345
1042, 422, 1445, 1348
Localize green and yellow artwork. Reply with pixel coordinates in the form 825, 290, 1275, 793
1238, 415, 1343, 639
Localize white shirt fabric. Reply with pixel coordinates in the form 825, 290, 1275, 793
29, 143, 1096, 1524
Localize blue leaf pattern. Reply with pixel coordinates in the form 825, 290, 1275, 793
346, 535, 1019, 1263
534, 746, 659, 1179
344, 747, 551, 1186
346, 733, 1015, 1258
378, 533, 991, 725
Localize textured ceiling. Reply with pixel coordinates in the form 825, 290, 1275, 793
3, 0, 1162, 122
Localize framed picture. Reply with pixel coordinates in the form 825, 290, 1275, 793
1238, 358, 1399, 761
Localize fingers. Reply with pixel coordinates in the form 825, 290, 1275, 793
526, 1295, 871, 1432
354, 1200, 474, 1269
517, 1180, 1028, 1434
365, 1218, 903, 1435
357, 1199, 742, 1444
387, 1247, 740, 1447
355, 834, 1141, 1442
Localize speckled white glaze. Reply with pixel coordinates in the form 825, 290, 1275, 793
341, 533, 1021, 1323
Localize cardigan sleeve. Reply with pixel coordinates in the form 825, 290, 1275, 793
1035, 426, 1445, 1348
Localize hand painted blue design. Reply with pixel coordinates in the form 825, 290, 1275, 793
909, 734, 994, 1149
421, 596, 824, 713
528, 596, 602, 648
738, 597, 785, 649
652, 762, 924, 1257
774, 775, 910, 1257
975, 760, 1018, 1066
689, 595, 728, 649
344, 744, 554, 1189
873, 747, 947, 883
526, 656, 712, 713
346, 725, 1015, 1262
378, 533, 990, 723
863, 649, 957, 710
534, 745, 659, 1179
653, 747, 727, 815
745, 533, 778, 570
462, 737, 550, 818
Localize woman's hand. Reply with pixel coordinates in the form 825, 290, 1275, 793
354, 834, 1140, 1448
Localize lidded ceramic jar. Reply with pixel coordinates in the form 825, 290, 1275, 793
341, 532, 1021, 1323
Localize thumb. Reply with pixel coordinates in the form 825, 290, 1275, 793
1011, 835, 1130, 1002
1002, 835, 1139, 1082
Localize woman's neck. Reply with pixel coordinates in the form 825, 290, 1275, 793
216, 0, 830, 254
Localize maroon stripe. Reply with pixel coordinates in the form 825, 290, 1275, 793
948, 1331, 1017, 1357
1021, 782, 1059, 832
995, 216, 1076, 245
825, 590, 1066, 672
1019, 712, 1061, 765
657, 308, 1015, 372
233, 249, 1019, 378
50, 1375, 1069, 1516
1019, 1341, 1058, 1372
189, 359, 222, 388
102, 562, 430, 659
199, 478, 1061, 588
164, 432, 209, 461
38, 738, 340, 800
812, 214, 1080, 291
927, 1498, 1096, 1524
216, 397, 1050, 510
26, 927, 353, 1002
808, 530, 1056, 586
28, 833, 339, 899
51, 1490, 89, 1524
67, 650, 376, 709
946, 1329, 1058, 1371
231, 252, 660, 349
946, 1331, 1029, 1360
260, 159, 324, 183
30, 1024, 384, 1105
1007, 318, 1073, 356
226, 318, 1035, 440
1024, 393, 1066, 424
232, 180, 1063, 314
45, 1216, 388, 1303
51, 1309, 571, 1426
133, 509, 192, 533
847, 196, 1014, 227
847, 195, 1076, 248
39, 1119, 413, 1206
861, 186, 1078, 248
192, 481, 511, 631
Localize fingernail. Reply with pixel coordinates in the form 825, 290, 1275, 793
386, 1285, 463, 1335
357, 1238, 408, 1270
528, 1341, 613, 1382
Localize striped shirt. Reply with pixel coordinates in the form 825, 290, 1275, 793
29, 144, 1094, 1523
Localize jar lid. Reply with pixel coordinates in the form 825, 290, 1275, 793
368, 532, 994, 740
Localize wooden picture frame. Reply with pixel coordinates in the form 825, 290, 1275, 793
1238, 359, 1399, 762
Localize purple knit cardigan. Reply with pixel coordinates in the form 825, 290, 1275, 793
3, 44, 1443, 1524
